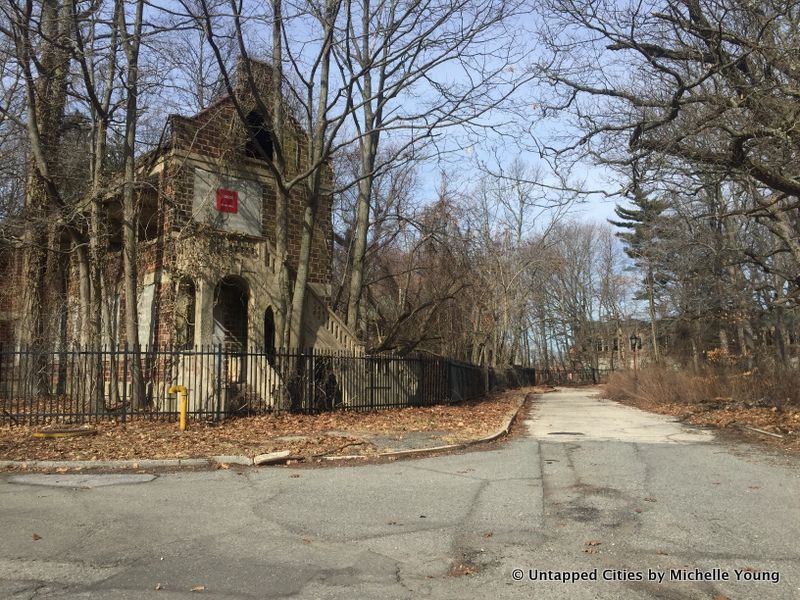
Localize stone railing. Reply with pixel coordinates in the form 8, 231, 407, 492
258, 242, 362, 353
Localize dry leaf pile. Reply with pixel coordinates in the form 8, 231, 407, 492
0, 388, 531, 462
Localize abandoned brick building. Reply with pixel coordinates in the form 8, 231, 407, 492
0, 60, 360, 356
0, 61, 481, 415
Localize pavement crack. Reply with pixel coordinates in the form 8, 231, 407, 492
402, 464, 489, 481
445, 479, 491, 575
393, 564, 414, 595
24, 583, 48, 600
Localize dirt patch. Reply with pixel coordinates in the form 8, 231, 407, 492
448, 562, 480, 577
0, 388, 540, 463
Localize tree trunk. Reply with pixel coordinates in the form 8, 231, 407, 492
346, 164, 373, 333
273, 187, 292, 348
17, 0, 73, 395
269, 0, 294, 349
289, 197, 318, 348
118, 0, 147, 409
288, 0, 338, 347
646, 268, 660, 364
539, 314, 549, 370
345, 0, 380, 336
774, 305, 788, 367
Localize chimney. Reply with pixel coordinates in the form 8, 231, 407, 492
234, 56, 275, 100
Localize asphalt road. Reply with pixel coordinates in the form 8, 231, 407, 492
2, 387, 799, 599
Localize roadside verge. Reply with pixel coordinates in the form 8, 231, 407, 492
0, 388, 539, 472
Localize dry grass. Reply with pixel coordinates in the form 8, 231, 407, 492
605, 369, 727, 405
606, 367, 800, 408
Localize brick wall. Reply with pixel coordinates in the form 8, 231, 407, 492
0, 61, 336, 350
166, 63, 333, 286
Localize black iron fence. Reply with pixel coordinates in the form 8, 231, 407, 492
536, 367, 611, 386
0, 345, 538, 425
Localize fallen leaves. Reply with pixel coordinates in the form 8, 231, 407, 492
31, 533, 41, 541
448, 563, 478, 577
0, 389, 527, 462
584, 540, 601, 554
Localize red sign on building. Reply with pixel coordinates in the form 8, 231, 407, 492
215, 188, 239, 213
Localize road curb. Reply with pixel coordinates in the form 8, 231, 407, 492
0, 457, 213, 470
0, 392, 534, 471
210, 455, 254, 466
324, 391, 531, 461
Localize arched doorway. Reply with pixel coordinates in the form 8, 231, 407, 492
213, 276, 249, 351
264, 306, 276, 364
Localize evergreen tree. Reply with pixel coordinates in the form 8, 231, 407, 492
609, 183, 668, 363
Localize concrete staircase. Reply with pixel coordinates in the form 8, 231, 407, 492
258, 242, 363, 353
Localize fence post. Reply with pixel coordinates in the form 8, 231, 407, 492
368, 356, 374, 410
307, 348, 314, 412
445, 359, 451, 402
121, 344, 128, 423
216, 344, 223, 421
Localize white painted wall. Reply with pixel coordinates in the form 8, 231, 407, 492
137, 283, 156, 347
193, 168, 263, 236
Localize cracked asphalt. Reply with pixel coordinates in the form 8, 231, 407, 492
2, 387, 799, 599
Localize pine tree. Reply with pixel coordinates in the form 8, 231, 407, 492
609, 187, 668, 364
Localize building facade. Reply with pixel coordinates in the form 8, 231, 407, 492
0, 60, 359, 355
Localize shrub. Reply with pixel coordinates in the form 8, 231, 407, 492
605, 366, 800, 408
606, 368, 725, 406
729, 368, 800, 409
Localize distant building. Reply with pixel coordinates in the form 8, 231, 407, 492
574, 319, 662, 371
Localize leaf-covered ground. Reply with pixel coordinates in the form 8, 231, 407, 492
0, 388, 538, 462
611, 393, 800, 453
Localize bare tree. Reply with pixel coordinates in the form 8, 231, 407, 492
534, 0, 800, 293
0, 0, 72, 355
334, 0, 533, 334
117, 0, 147, 407
531, 0, 800, 370
365, 178, 473, 354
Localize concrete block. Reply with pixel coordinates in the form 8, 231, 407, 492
253, 450, 292, 465
210, 455, 253, 466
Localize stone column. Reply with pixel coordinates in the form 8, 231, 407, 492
195, 277, 215, 346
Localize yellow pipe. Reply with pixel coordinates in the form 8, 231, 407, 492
168, 385, 189, 431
